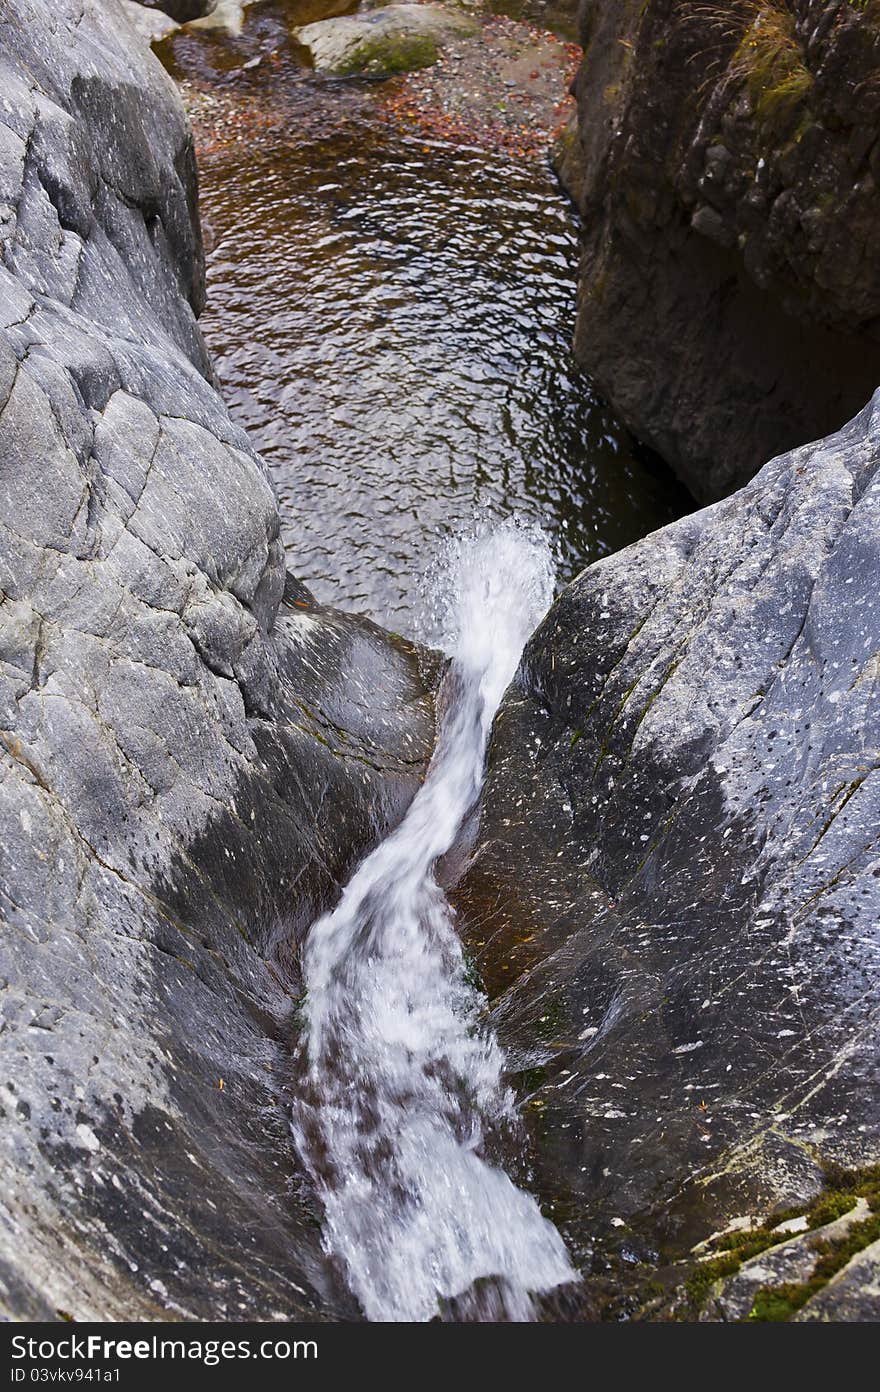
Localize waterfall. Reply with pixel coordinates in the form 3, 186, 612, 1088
290, 522, 575, 1322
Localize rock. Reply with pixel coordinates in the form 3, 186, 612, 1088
286, 0, 360, 26
181, 0, 250, 36
716, 1200, 872, 1320
796, 1239, 880, 1321
453, 391, 880, 1312
134, 0, 214, 24
292, 5, 479, 77
561, 0, 880, 501
0, 0, 434, 1320
122, 1, 180, 44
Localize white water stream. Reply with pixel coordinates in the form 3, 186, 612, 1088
290, 523, 575, 1321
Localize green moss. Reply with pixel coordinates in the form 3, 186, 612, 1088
820, 1160, 880, 1203
461, 950, 485, 995
715, 1226, 783, 1260
747, 1173, 880, 1322
749, 1210, 880, 1320
749, 1283, 809, 1321
685, 1253, 741, 1312
685, 1160, 880, 1320
336, 32, 440, 76
733, 5, 813, 137
714, 1192, 857, 1262
812, 1211, 880, 1278
640, 1279, 666, 1302
517, 1066, 549, 1100
806, 1190, 858, 1230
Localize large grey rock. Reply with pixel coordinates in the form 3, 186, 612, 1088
454, 394, 880, 1314
123, 1, 180, 43
181, 0, 251, 36
0, 0, 434, 1320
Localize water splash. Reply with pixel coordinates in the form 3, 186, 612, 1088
290, 521, 574, 1322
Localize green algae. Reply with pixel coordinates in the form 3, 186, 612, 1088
336, 31, 440, 76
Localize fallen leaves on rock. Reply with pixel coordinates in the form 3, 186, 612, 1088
171, 13, 580, 168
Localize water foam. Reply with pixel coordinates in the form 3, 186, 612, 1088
290, 521, 574, 1321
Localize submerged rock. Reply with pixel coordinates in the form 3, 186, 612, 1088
455, 392, 880, 1318
292, 4, 479, 76
559, 0, 880, 501
0, 0, 434, 1320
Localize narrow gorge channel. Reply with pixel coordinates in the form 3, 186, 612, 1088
147, 5, 690, 1319
291, 524, 573, 1320
152, 2, 688, 1317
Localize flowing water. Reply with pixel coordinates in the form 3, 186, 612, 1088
290, 523, 575, 1320
157, 8, 689, 1319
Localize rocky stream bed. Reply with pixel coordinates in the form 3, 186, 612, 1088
0, 0, 878, 1323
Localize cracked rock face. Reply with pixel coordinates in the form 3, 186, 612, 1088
559, 0, 880, 501
455, 394, 880, 1317
0, 0, 434, 1320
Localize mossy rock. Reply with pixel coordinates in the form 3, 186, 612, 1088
292, 4, 478, 77
336, 30, 440, 75
733, 5, 814, 138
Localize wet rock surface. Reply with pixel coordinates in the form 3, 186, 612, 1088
455, 395, 880, 1318
162, 0, 582, 165
0, 0, 434, 1320
559, 0, 880, 501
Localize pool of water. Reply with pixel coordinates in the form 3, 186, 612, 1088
164, 8, 687, 635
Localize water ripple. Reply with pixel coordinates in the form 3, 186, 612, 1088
199, 134, 684, 633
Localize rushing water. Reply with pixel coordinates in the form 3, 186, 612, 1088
290, 523, 575, 1321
